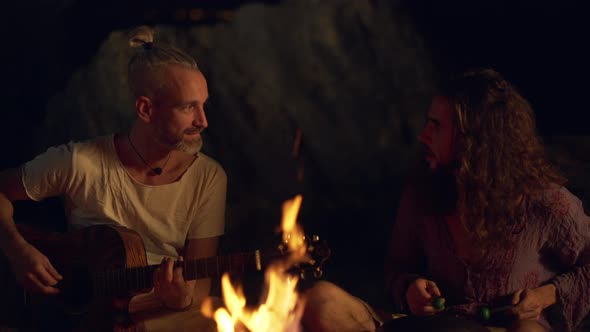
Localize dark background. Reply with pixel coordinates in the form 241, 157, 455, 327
4, 0, 589, 164
2, 0, 589, 310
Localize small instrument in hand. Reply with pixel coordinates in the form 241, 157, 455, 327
479, 304, 514, 321
430, 297, 513, 323
433, 296, 446, 310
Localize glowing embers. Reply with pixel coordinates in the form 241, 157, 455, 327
203, 195, 309, 332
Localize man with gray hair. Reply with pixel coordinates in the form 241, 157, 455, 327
0, 26, 226, 330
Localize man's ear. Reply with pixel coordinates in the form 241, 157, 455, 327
135, 96, 153, 123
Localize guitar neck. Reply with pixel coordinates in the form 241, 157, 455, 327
184, 250, 266, 281
93, 250, 271, 297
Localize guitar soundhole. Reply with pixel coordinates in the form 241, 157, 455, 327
59, 263, 93, 315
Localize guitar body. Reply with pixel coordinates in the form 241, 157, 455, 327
0, 223, 331, 331
0, 224, 148, 330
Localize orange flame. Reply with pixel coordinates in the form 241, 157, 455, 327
204, 195, 307, 332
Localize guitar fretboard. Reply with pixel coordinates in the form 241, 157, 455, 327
92, 250, 271, 296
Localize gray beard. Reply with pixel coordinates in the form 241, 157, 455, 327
175, 136, 203, 155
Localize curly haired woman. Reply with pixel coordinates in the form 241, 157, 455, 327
303, 69, 590, 332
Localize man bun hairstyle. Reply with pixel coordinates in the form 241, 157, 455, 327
127, 26, 199, 98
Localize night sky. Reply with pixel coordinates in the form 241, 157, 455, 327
401, 0, 588, 136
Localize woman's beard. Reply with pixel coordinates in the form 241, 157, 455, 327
412, 148, 458, 216
426, 165, 458, 216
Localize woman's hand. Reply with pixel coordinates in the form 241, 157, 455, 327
511, 284, 556, 320
406, 278, 445, 316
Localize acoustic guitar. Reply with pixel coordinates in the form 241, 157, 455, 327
0, 224, 330, 330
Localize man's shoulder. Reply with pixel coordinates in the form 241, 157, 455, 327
27, 135, 112, 165
530, 185, 583, 219
194, 152, 225, 173
535, 185, 579, 203
182, 152, 227, 187
42, 135, 111, 153
54, 135, 112, 165
71, 134, 112, 150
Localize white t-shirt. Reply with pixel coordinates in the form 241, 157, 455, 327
22, 135, 226, 265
